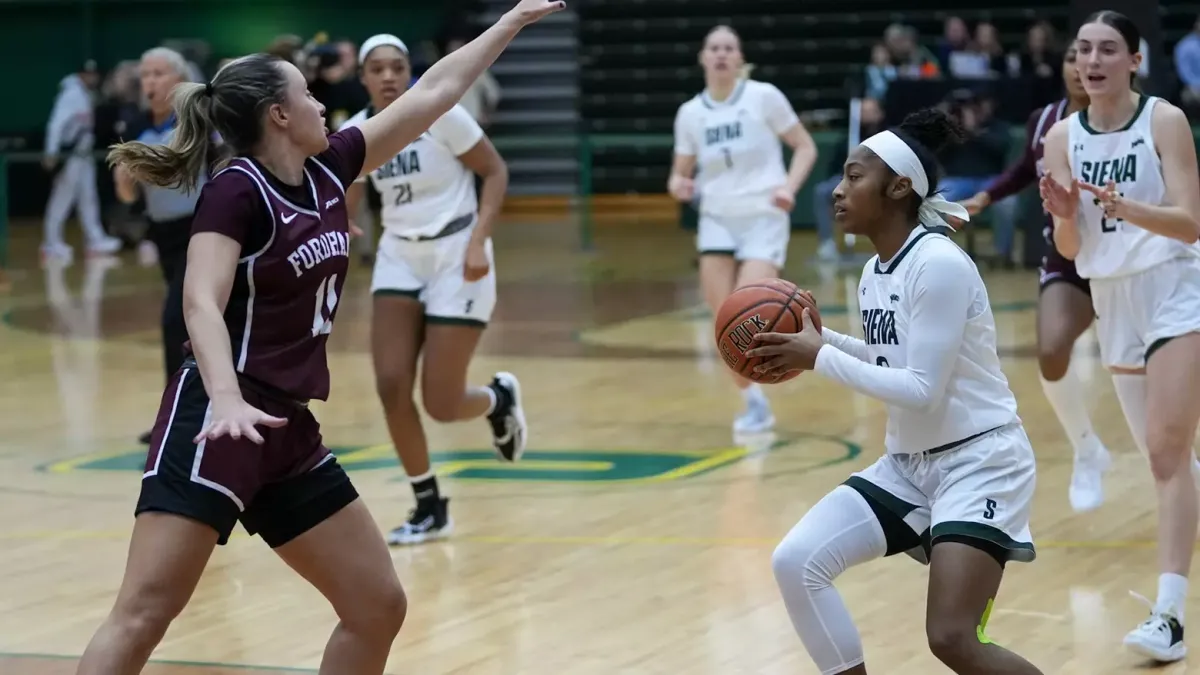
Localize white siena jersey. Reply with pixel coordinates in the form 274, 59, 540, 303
1067, 95, 1200, 279
340, 104, 483, 238
673, 79, 799, 218
814, 226, 1020, 455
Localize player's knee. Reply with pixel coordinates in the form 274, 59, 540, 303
341, 578, 408, 638
772, 531, 837, 596
421, 386, 463, 423
110, 582, 189, 645
1146, 423, 1194, 481
1036, 340, 1071, 381
374, 370, 416, 411
925, 619, 980, 669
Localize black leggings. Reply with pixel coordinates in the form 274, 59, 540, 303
147, 216, 192, 382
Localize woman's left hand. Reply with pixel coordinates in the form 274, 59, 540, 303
1077, 179, 1127, 220
464, 237, 490, 281
744, 308, 824, 375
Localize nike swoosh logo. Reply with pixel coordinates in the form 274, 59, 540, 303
281, 213, 297, 224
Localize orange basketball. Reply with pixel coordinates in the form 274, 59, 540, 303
714, 279, 823, 384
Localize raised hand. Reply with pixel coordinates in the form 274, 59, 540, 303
508, 0, 567, 25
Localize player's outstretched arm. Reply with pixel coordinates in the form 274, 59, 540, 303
356, 0, 565, 177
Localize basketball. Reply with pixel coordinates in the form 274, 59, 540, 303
714, 279, 822, 384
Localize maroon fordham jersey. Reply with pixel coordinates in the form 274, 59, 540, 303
186, 127, 366, 401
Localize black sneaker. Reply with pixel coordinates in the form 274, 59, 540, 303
386, 497, 452, 546
487, 372, 526, 462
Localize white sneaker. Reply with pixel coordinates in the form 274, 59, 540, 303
733, 398, 775, 435
1124, 592, 1187, 662
86, 235, 122, 256
40, 242, 73, 264
1068, 438, 1111, 513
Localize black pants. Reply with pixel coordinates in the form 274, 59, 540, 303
147, 216, 192, 382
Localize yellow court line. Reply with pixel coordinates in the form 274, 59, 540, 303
0, 528, 1165, 550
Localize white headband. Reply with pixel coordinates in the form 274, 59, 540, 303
859, 130, 969, 228
358, 34, 409, 65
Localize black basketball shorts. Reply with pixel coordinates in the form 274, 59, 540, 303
136, 364, 359, 547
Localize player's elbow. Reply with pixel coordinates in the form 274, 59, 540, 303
411, 78, 467, 117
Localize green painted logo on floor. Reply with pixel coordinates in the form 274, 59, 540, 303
43, 445, 760, 484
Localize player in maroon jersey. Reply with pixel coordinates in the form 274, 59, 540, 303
74, 2, 564, 674
955, 46, 1114, 513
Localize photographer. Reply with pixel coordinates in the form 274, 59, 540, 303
936, 89, 1017, 267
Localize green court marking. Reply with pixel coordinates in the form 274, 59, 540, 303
0, 651, 317, 672
38, 435, 860, 485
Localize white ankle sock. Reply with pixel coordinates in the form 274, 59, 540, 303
481, 386, 497, 416
1041, 363, 1099, 452
1157, 573, 1189, 622
741, 383, 766, 406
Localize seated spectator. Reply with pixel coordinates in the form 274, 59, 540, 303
865, 43, 897, 100
935, 17, 971, 72
1013, 21, 1060, 80
811, 98, 885, 262
883, 23, 940, 79
1177, 18, 1200, 105
937, 90, 1018, 265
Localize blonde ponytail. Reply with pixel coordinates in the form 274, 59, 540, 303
738, 63, 755, 80
107, 81, 213, 192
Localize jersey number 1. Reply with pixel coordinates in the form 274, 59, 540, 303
721, 148, 733, 169
312, 274, 340, 337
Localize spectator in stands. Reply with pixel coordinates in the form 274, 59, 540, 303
934, 16, 971, 73
882, 24, 939, 79
1013, 21, 1060, 80
1175, 17, 1200, 106
811, 97, 884, 261
865, 43, 897, 100
937, 89, 1017, 266
309, 43, 369, 131
972, 22, 1009, 77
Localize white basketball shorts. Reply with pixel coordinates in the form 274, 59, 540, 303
844, 423, 1037, 565
1089, 256, 1200, 369
697, 210, 790, 269
371, 225, 497, 326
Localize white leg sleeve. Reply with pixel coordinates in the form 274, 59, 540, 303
1112, 373, 1150, 458
772, 484, 888, 675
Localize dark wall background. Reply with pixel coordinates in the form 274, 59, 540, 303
0, 0, 444, 133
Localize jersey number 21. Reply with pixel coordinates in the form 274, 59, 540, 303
393, 183, 413, 206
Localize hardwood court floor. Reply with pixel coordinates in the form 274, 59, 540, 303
0, 216, 1194, 674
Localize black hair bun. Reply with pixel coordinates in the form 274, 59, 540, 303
896, 108, 966, 154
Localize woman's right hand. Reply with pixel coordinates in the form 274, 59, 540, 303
1039, 174, 1079, 221
506, 0, 567, 26
194, 394, 287, 445
668, 175, 695, 202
